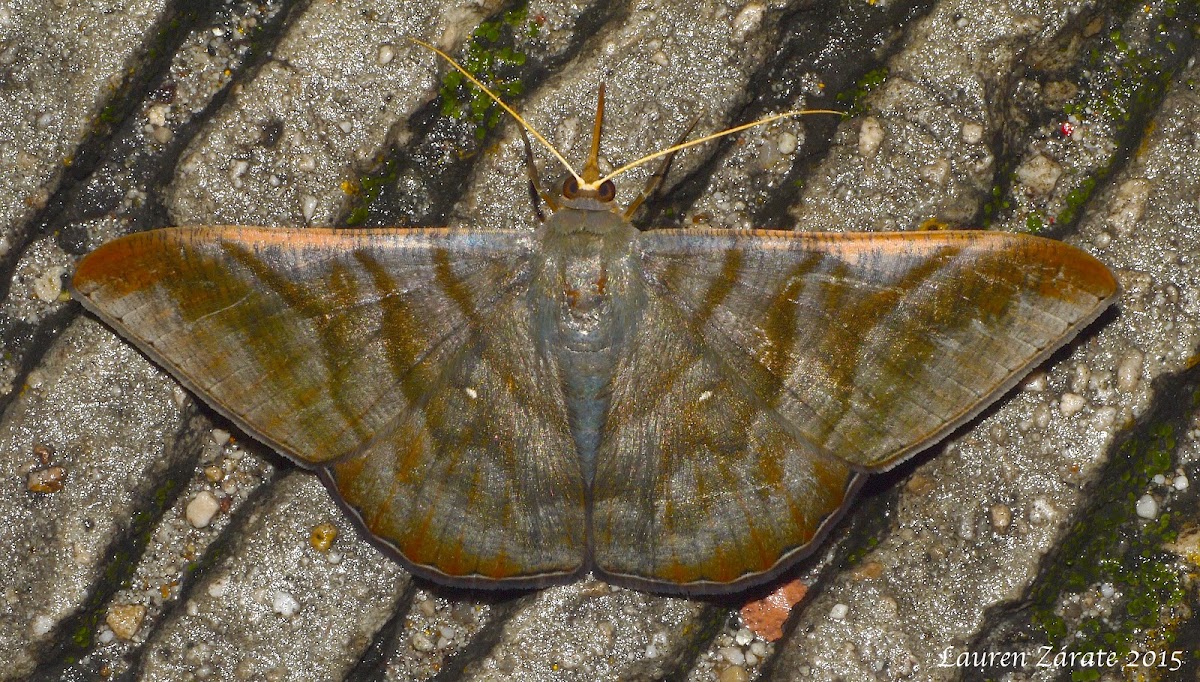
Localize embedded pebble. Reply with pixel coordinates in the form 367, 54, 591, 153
777, 131, 797, 155
207, 574, 230, 598
1174, 475, 1189, 491
411, 631, 435, 652
1135, 494, 1158, 519
1117, 351, 1143, 391
829, 603, 849, 620
1028, 497, 1055, 526
1059, 393, 1086, 417
31, 615, 55, 637
272, 591, 300, 618
734, 627, 753, 646
27, 466, 66, 493
990, 504, 1012, 532
186, 490, 220, 528
301, 194, 319, 221
720, 665, 750, 682
106, 603, 146, 640
919, 159, 950, 186
961, 121, 984, 144
33, 266, 66, 302
1015, 153, 1062, 195
376, 44, 395, 65
731, 2, 765, 42
858, 117, 884, 159
210, 428, 231, 446
719, 646, 746, 665
310, 521, 338, 552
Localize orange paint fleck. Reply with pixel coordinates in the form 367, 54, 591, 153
739, 579, 808, 642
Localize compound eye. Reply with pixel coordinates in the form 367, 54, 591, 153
597, 179, 616, 202
562, 177, 580, 199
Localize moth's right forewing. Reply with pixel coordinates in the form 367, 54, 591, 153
72, 226, 587, 586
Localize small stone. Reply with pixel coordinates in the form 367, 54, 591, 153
1015, 153, 1062, 196
207, 574, 230, 598
33, 266, 66, 303
376, 44, 395, 65
31, 614, 54, 637
734, 627, 754, 646
210, 428, 231, 446
777, 131, 797, 155
106, 603, 146, 640
310, 521, 338, 552
732, 2, 765, 42
1117, 351, 1143, 392
186, 491, 220, 528
1059, 393, 1086, 417
203, 465, 224, 482
919, 159, 950, 186
1028, 497, 1055, 527
719, 646, 746, 665
1135, 494, 1158, 519
858, 117, 884, 159
1174, 475, 1189, 491
720, 664, 750, 682
829, 603, 849, 620
297, 154, 316, 172
650, 50, 669, 67
961, 122, 984, 144
411, 631, 435, 652
301, 194, 319, 221
272, 591, 300, 618
990, 504, 1012, 532
27, 466, 66, 493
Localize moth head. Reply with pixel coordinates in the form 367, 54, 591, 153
561, 175, 617, 204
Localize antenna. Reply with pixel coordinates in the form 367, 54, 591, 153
411, 38, 844, 191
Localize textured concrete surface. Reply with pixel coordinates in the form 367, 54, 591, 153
1, 0, 1197, 680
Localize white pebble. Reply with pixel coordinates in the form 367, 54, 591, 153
272, 591, 300, 618
31, 614, 55, 637
1135, 494, 1158, 519
411, 632, 435, 652
720, 646, 746, 665
301, 194, 319, 221
829, 603, 849, 620
961, 122, 984, 144
210, 428, 231, 446
734, 627, 753, 646
777, 131, 797, 155
33, 266, 66, 303
1174, 475, 1189, 491
377, 44, 395, 65
990, 504, 1012, 531
1059, 393, 1086, 417
186, 491, 220, 528
858, 117, 884, 159
204, 573, 226, 600
1117, 351, 1143, 392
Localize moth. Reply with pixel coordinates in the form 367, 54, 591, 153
71, 44, 1117, 594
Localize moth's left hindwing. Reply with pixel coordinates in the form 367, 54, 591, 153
72, 226, 587, 586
